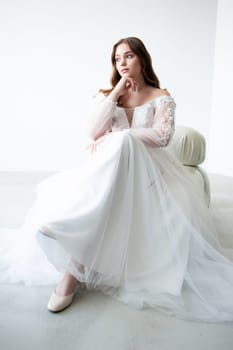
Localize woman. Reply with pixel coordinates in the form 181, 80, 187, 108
1, 37, 233, 322
40, 36, 177, 312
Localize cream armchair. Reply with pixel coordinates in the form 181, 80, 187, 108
167, 126, 210, 207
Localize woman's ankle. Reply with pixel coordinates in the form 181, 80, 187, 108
55, 272, 78, 296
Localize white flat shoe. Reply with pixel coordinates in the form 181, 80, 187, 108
39, 225, 57, 240
47, 291, 75, 313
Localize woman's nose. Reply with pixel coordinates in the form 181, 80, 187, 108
120, 58, 126, 66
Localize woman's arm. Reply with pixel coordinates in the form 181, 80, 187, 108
129, 96, 176, 147
87, 77, 137, 140
87, 93, 117, 141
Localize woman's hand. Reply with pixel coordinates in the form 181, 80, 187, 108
85, 134, 108, 154
108, 76, 137, 102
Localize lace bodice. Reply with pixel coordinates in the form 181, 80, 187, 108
87, 93, 176, 147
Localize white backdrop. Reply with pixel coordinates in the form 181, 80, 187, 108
0, 0, 221, 172
207, 0, 233, 176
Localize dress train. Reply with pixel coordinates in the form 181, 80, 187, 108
1, 130, 233, 322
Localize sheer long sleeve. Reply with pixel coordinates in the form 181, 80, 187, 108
130, 96, 176, 147
87, 93, 117, 140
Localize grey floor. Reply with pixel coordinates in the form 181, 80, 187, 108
0, 171, 233, 350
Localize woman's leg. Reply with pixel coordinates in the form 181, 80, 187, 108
48, 271, 79, 312
55, 271, 79, 296
47, 261, 86, 312
55, 259, 85, 296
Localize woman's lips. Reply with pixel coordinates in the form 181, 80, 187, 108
121, 69, 129, 73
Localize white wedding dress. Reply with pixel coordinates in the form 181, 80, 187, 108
1, 93, 233, 322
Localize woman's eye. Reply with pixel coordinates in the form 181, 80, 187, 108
115, 54, 133, 63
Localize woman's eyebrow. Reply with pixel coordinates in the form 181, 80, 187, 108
115, 51, 134, 57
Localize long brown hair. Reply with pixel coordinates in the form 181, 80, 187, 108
100, 37, 160, 95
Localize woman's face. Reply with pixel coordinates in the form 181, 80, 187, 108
115, 42, 142, 79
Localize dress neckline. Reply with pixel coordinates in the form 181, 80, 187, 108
116, 94, 172, 110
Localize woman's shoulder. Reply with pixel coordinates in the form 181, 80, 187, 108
91, 91, 108, 103
148, 88, 176, 109
150, 88, 171, 99
146, 87, 174, 105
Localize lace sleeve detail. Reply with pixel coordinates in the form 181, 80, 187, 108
87, 93, 117, 140
130, 96, 176, 147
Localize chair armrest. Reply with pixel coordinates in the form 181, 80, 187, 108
167, 125, 210, 207
168, 126, 206, 166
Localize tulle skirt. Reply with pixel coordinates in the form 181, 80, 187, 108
1, 130, 233, 322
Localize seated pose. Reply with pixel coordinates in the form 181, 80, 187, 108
1, 37, 233, 322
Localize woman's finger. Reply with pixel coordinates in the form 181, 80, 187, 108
125, 77, 137, 92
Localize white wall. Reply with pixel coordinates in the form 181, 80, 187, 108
0, 0, 217, 171
207, 0, 233, 176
